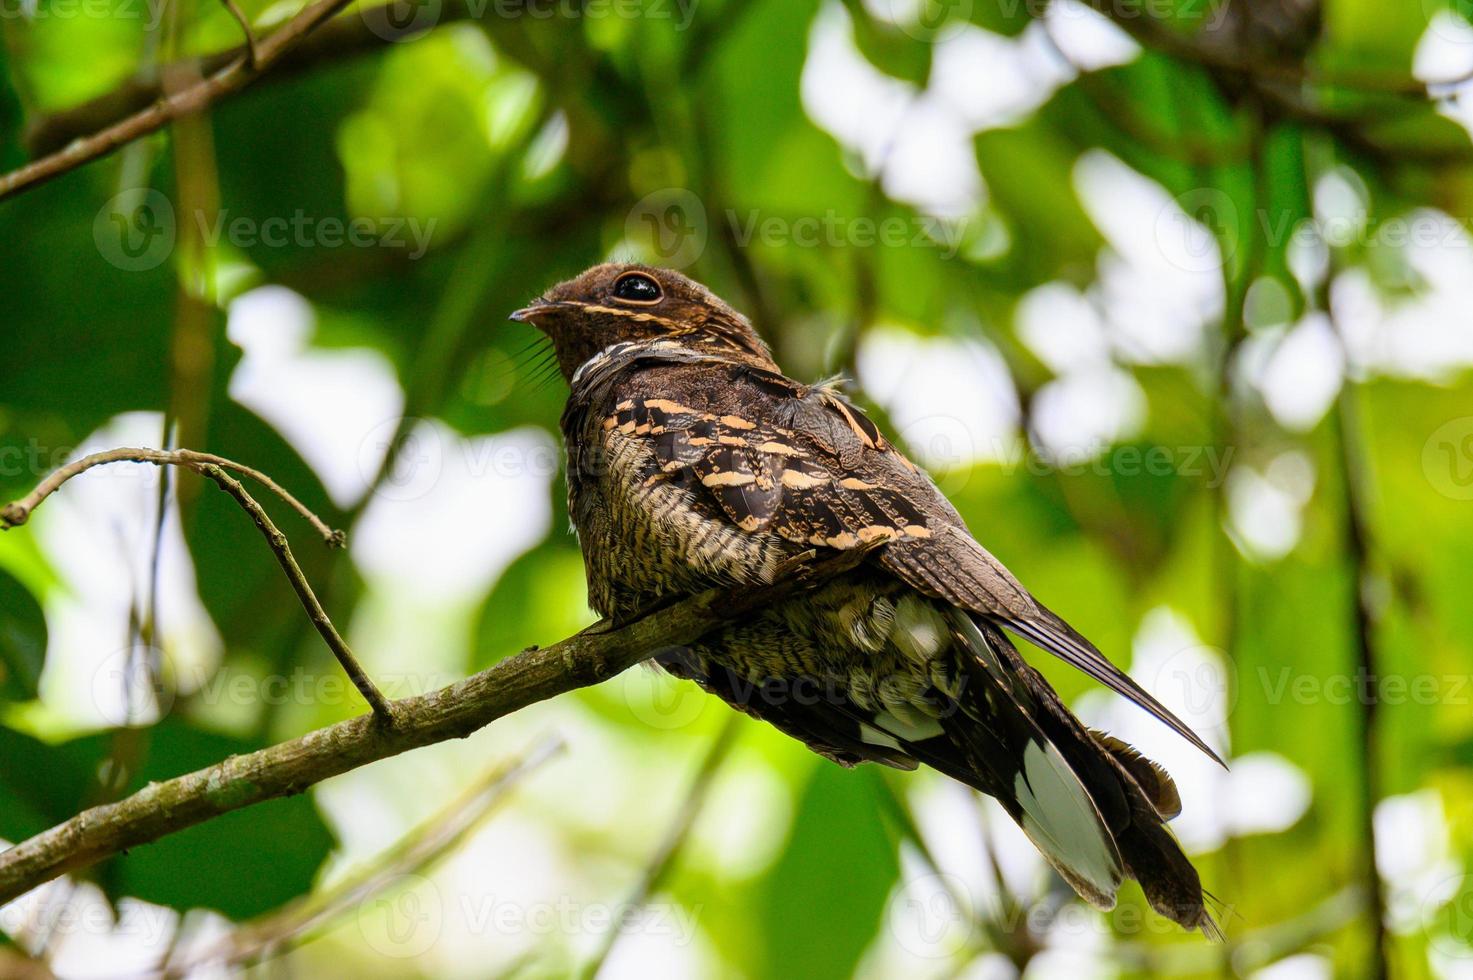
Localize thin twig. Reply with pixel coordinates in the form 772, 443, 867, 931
199, 463, 392, 720
0, 447, 386, 719
580, 715, 741, 979
217, 0, 260, 68
163, 736, 565, 976
0, 0, 356, 201
0, 447, 344, 546
0, 545, 875, 907
23, 0, 489, 157
1326, 290, 1391, 980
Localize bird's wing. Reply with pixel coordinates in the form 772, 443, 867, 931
614, 361, 1220, 764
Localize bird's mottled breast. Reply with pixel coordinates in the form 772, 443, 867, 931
562, 374, 794, 619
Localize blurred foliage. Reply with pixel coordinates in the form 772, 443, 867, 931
2, 0, 1473, 976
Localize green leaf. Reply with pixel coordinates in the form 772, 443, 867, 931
840, 0, 932, 85
758, 764, 899, 979
974, 120, 1104, 287
97, 719, 337, 918
472, 537, 593, 671
0, 718, 334, 919
0, 569, 46, 702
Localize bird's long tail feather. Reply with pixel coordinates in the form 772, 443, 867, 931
940, 611, 1217, 935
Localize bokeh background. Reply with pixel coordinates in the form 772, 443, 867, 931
3, 0, 1473, 976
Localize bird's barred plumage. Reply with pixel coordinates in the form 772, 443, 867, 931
513, 263, 1221, 934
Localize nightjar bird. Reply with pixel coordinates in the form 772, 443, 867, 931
512, 264, 1221, 934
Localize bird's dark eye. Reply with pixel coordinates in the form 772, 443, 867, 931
612, 272, 663, 304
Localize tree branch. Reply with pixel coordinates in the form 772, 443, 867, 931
22, 0, 487, 159
1326, 282, 1391, 980
0, 447, 387, 719
0, 0, 357, 201
165, 736, 564, 975
579, 715, 740, 978
0, 543, 868, 907
0, 447, 341, 546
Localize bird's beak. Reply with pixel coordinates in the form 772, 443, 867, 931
508, 301, 561, 325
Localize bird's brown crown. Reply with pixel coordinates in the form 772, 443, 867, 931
511, 264, 777, 380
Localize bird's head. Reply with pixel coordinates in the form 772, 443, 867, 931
510, 263, 776, 381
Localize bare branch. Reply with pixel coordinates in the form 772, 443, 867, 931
217, 0, 261, 69
0, 447, 385, 718
199, 463, 392, 719
0, 545, 873, 907
0, 0, 358, 201
23, 0, 487, 158
579, 715, 740, 978
0, 447, 344, 545
164, 736, 564, 975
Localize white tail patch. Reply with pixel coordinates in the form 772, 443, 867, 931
1013, 740, 1123, 909
873, 708, 945, 743
859, 723, 903, 751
